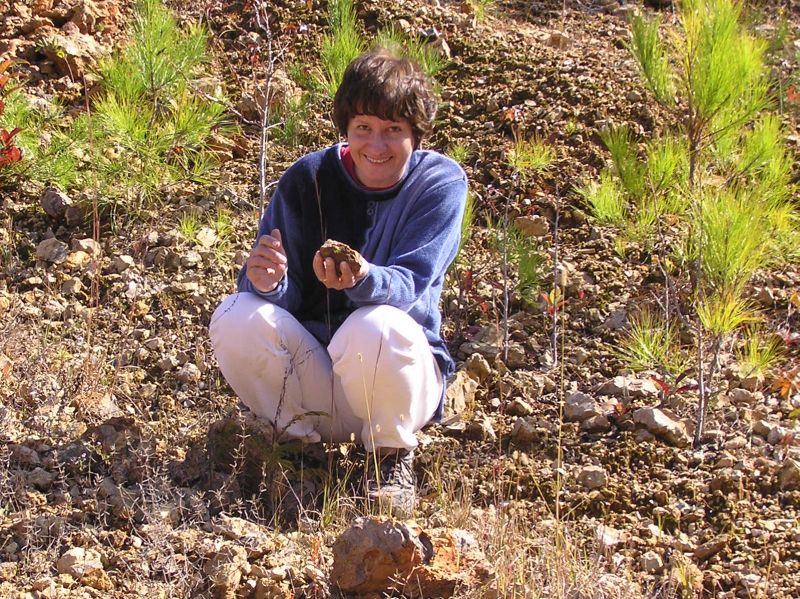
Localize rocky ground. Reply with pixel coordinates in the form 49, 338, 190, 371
1, 0, 799, 597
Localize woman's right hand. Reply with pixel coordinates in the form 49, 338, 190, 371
245, 228, 287, 293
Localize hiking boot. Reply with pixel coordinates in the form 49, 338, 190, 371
365, 448, 416, 517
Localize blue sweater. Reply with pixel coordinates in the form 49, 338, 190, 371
238, 143, 468, 387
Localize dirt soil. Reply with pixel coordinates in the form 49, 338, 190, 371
1, 0, 799, 597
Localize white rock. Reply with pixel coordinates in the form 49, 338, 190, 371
35, 238, 69, 264
632, 407, 692, 447
597, 375, 659, 399
640, 550, 664, 573
56, 547, 104, 578
109, 255, 135, 274
444, 370, 478, 418
71, 238, 101, 256
564, 391, 601, 422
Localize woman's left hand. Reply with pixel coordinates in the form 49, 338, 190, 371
313, 252, 369, 290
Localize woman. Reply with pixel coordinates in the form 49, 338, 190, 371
209, 48, 468, 515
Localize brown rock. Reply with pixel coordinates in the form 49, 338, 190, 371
318, 239, 363, 275
564, 391, 601, 422
694, 535, 730, 561
514, 214, 550, 238
35, 237, 69, 263
331, 517, 492, 597
56, 547, 104, 578
236, 69, 302, 121
204, 543, 249, 599
70, 0, 111, 34
632, 407, 692, 447
38, 31, 106, 78
778, 458, 800, 491
81, 568, 114, 591
444, 370, 477, 418
577, 465, 607, 490
465, 353, 491, 382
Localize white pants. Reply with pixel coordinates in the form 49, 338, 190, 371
209, 293, 442, 451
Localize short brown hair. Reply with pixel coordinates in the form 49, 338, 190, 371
333, 48, 437, 148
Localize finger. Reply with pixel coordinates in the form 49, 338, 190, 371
312, 252, 326, 281
252, 241, 287, 264
338, 261, 355, 286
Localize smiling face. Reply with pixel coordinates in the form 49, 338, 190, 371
346, 114, 415, 189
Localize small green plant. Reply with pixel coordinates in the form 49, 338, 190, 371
618, 308, 681, 372
564, 117, 579, 136
696, 293, 757, 337
319, 0, 365, 97
286, 60, 320, 92
468, 0, 495, 23
276, 96, 309, 147
446, 141, 472, 165
628, 13, 673, 106
698, 189, 774, 296
645, 133, 689, 207
506, 132, 554, 183
374, 25, 448, 80
577, 170, 627, 226
511, 227, 546, 305
735, 329, 784, 378
600, 125, 645, 200
178, 211, 200, 243
454, 189, 475, 264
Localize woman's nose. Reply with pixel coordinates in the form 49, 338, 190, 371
368, 133, 388, 150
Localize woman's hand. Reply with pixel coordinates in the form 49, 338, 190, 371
313, 251, 369, 290
245, 229, 287, 293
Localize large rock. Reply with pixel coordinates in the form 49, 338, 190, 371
236, 69, 302, 121
577, 465, 607, 490
35, 238, 69, 263
564, 391, 601, 422
778, 458, 800, 491
444, 370, 478, 418
56, 547, 104, 578
331, 517, 492, 597
514, 214, 550, 238
40, 186, 73, 218
632, 407, 692, 447
70, 0, 117, 34
597, 375, 660, 399
38, 31, 107, 78
203, 543, 249, 599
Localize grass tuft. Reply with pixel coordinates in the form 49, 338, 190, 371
577, 170, 627, 226
618, 308, 681, 372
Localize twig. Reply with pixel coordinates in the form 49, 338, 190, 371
551, 185, 561, 369
501, 190, 511, 363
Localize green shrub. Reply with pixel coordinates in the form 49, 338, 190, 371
577, 170, 627, 226
618, 309, 681, 372
735, 329, 784, 378
506, 134, 554, 183
319, 0, 364, 97
374, 25, 448, 80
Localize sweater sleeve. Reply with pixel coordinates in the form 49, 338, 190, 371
345, 176, 467, 310
236, 179, 303, 312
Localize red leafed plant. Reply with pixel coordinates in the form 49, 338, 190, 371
0, 59, 23, 168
